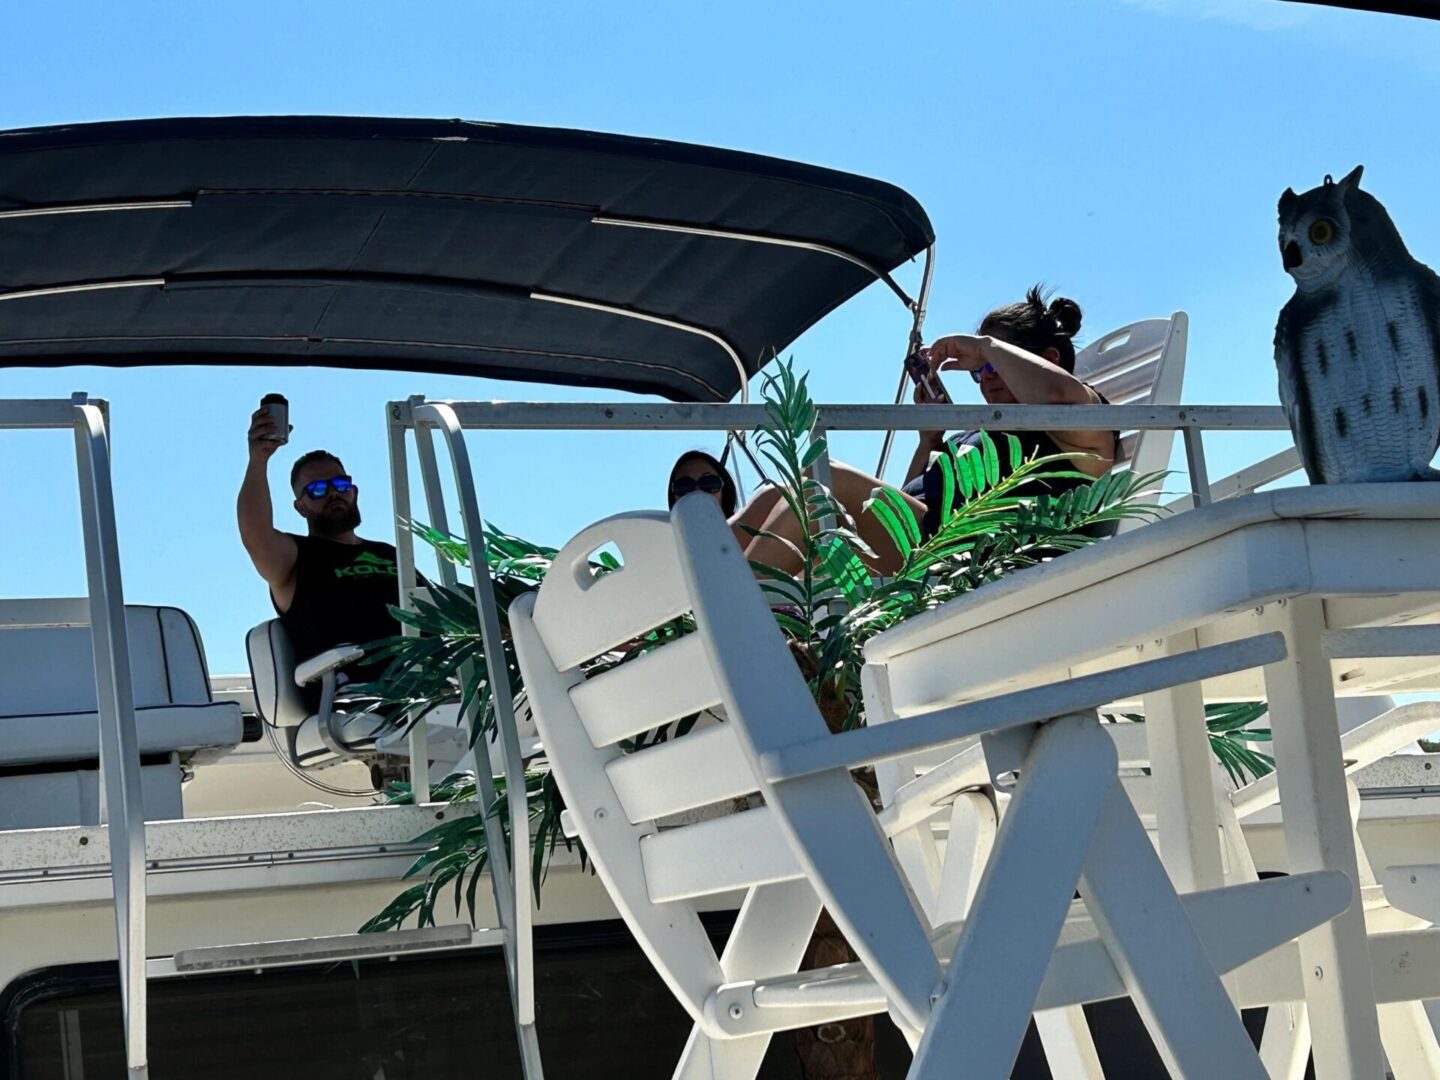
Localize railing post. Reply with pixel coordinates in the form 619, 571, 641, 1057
387, 400, 429, 803
71, 397, 149, 1079
1183, 426, 1212, 508
412, 402, 543, 1078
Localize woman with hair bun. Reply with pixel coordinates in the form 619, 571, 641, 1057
901, 285, 1119, 538
736, 286, 1119, 574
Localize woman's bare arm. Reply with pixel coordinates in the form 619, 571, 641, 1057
925, 335, 1114, 475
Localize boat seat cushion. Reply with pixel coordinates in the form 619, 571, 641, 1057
0, 702, 244, 767
0, 602, 243, 765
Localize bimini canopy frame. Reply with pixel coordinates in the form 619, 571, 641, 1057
0, 115, 934, 403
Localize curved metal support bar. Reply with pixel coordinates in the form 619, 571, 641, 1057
912, 243, 936, 335
71, 400, 149, 1079
873, 368, 912, 483
0, 278, 164, 302
0, 199, 191, 220
411, 402, 540, 1052
531, 290, 750, 405
412, 427, 453, 805
876, 243, 935, 479
591, 215, 916, 310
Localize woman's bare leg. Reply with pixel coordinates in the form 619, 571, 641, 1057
726, 483, 784, 549
731, 484, 784, 534
741, 462, 925, 577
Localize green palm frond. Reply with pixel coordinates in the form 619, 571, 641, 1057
1102, 702, 1276, 787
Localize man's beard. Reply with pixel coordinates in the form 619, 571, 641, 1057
312, 502, 361, 537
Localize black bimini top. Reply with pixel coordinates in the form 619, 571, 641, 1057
0, 116, 933, 402
1287, 0, 1440, 17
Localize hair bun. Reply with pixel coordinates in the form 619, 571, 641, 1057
1047, 297, 1083, 338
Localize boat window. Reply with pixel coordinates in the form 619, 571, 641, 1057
2, 918, 920, 1079
3, 916, 1203, 1077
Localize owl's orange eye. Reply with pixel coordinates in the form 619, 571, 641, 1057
1309, 219, 1335, 245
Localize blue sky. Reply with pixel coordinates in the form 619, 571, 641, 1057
3, 0, 1438, 672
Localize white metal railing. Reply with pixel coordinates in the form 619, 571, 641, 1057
0, 394, 149, 1079
427, 400, 1287, 431
398, 398, 1294, 509
386, 400, 543, 1079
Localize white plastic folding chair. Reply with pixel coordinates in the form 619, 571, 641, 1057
514, 494, 1352, 1078
512, 511, 846, 1080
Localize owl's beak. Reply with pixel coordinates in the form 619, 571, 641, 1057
1282, 240, 1303, 271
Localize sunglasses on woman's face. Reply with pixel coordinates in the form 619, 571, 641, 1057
669, 474, 724, 498
302, 475, 354, 500
969, 362, 997, 384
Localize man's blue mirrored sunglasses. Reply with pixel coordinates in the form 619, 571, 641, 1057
302, 475, 354, 500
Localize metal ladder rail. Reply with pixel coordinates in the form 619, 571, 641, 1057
393, 400, 543, 1079
1, 395, 149, 1078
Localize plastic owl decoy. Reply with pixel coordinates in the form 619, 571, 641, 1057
1274, 165, 1440, 484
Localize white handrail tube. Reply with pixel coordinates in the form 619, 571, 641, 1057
71, 399, 150, 1079
423, 401, 1289, 433
385, 410, 430, 802
408, 401, 543, 1076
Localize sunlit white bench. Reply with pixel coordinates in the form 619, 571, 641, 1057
0, 599, 243, 828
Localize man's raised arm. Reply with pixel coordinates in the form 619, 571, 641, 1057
238, 406, 298, 604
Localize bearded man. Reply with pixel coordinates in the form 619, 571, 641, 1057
238, 406, 405, 708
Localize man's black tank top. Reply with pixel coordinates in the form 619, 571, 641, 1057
275, 535, 404, 694
901, 393, 1120, 541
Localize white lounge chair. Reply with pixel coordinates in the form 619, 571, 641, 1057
1073, 313, 1188, 526
512, 494, 1350, 1078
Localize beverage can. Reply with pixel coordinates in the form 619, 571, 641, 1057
261, 393, 289, 444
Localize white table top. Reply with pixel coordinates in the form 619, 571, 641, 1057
864, 484, 1440, 714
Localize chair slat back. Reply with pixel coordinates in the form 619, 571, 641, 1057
513, 510, 815, 1033
569, 634, 721, 746
605, 720, 756, 823
671, 494, 943, 1030
1074, 313, 1188, 537
641, 805, 806, 903
530, 512, 693, 670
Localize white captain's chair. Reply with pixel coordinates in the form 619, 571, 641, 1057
246, 617, 539, 784
0, 599, 244, 829
245, 618, 399, 774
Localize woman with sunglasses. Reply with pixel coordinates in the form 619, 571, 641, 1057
669, 448, 841, 546
667, 450, 796, 553
666, 450, 739, 517
901, 287, 1118, 540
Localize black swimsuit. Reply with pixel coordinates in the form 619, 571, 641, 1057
900, 390, 1120, 541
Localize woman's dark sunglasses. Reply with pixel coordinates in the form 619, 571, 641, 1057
302, 475, 354, 500
969, 362, 997, 384
669, 474, 724, 498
